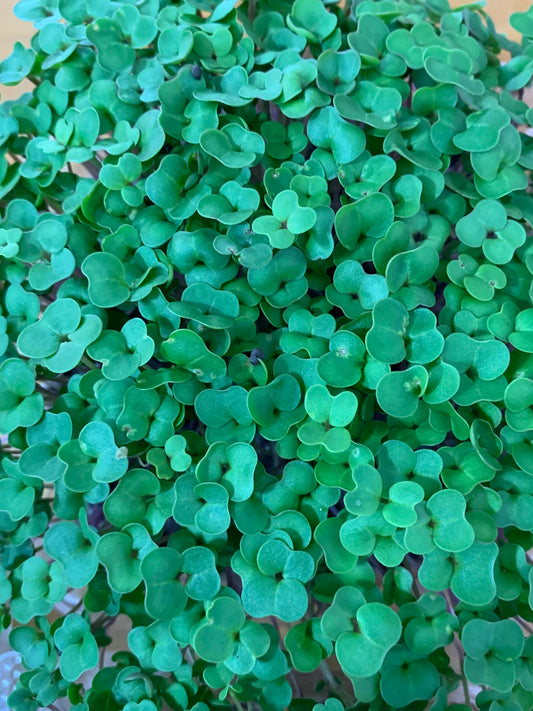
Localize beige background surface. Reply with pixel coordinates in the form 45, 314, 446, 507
0, 0, 528, 45
0, 0, 530, 99
0, 0, 528, 40
0, 0, 530, 93
1, 1, 34, 100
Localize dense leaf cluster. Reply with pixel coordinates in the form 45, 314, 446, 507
1, 0, 533, 709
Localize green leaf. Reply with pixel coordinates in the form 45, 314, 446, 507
161, 329, 226, 383
0, 42, 35, 85
336, 603, 401, 677
376, 366, 428, 418
0, 359, 43, 434
288, 0, 337, 43
82, 252, 131, 308
17, 298, 102, 373
96, 525, 156, 594
54, 615, 98, 682
308, 106, 366, 165
44, 519, 98, 588
423, 45, 484, 95
140, 547, 186, 620
87, 319, 154, 380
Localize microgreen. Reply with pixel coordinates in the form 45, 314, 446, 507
1, 0, 533, 710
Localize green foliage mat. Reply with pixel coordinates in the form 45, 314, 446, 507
1, 0, 533, 709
